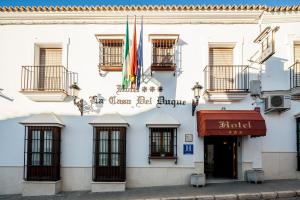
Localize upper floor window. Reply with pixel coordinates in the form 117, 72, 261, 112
290, 43, 300, 90
96, 35, 124, 71
24, 126, 61, 181
149, 34, 179, 74
39, 48, 62, 66
294, 43, 300, 63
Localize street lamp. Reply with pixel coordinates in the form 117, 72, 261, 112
70, 83, 83, 116
191, 82, 203, 116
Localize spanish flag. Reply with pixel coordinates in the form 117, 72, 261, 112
129, 16, 137, 87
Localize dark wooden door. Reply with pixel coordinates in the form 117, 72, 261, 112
204, 136, 237, 179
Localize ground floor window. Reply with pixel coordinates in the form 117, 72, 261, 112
24, 126, 61, 181
93, 127, 126, 182
149, 128, 177, 162
297, 118, 300, 171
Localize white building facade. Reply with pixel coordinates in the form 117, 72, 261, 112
0, 4, 300, 196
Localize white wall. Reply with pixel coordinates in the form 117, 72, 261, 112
1, 11, 300, 193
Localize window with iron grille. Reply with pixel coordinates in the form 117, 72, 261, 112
149, 128, 177, 158
93, 127, 126, 182
151, 39, 176, 71
297, 118, 300, 171
24, 126, 61, 181
99, 39, 124, 71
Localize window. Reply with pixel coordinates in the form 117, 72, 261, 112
99, 39, 124, 71
24, 126, 61, 181
151, 39, 176, 71
209, 47, 234, 90
297, 118, 300, 171
38, 48, 63, 90
93, 127, 126, 182
149, 128, 177, 160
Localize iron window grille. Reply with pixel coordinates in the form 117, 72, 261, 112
148, 128, 177, 164
151, 39, 176, 73
99, 39, 124, 71
93, 127, 126, 182
24, 126, 61, 181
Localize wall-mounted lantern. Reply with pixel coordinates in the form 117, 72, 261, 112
70, 83, 83, 116
191, 82, 203, 116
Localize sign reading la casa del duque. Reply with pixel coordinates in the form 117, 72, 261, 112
88, 85, 187, 109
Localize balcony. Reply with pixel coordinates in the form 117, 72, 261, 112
203, 65, 249, 101
290, 62, 300, 99
20, 66, 78, 102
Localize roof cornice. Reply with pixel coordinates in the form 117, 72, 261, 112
0, 11, 263, 25
0, 5, 299, 25
0, 5, 299, 13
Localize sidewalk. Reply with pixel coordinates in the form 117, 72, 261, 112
1, 179, 300, 200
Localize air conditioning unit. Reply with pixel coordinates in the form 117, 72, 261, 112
264, 95, 291, 113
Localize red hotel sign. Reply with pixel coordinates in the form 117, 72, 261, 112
197, 110, 266, 137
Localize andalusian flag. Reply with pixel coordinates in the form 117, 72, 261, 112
122, 17, 130, 89
129, 16, 137, 87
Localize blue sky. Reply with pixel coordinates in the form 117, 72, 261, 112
0, 0, 299, 6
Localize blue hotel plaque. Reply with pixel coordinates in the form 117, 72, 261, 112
183, 144, 193, 155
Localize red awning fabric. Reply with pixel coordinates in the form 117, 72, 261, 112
197, 110, 266, 137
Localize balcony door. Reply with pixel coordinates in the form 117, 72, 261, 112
209, 48, 233, 91
38, 48, 62, 90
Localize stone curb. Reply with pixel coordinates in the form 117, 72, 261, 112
260, 192, 277, 199
142, 189, 300, 200
276, 190, 296, 198
214, 194, 237, 200
237, 193, 260, 200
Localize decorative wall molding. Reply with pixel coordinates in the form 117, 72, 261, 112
0, 11, 263, 25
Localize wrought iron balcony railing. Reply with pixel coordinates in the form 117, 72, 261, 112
204, 65, 249, 92
21, 65, 78, 94
290, 62, 300, 89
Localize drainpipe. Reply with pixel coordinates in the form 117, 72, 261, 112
67, 37, 70, 69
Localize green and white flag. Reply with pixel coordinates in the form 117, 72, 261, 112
122, 17, 130, 89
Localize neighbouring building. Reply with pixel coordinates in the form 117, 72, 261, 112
0, 4, 300, 196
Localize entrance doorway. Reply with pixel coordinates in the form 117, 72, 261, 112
204, 136, 237, 179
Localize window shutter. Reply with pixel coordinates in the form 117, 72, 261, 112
39, 48, 62, 66
209, 48, 234, 90
209, 48, 233, 66
39, 48, 63, 90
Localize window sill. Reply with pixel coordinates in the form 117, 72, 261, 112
99, 65, 122, 72
148, 156, 178, 164
151, 64, 176, 71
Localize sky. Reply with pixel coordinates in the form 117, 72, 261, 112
0, 0, 299, 7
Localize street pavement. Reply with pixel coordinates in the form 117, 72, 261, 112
1, 179, 300, 200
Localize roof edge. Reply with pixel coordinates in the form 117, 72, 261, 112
0, 5, 299, 13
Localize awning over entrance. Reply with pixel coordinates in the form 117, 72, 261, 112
197, 110, 266, 137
